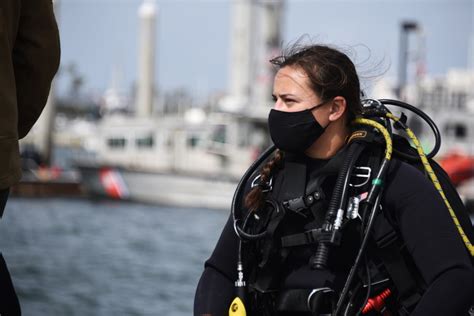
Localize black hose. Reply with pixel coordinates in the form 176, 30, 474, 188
232, 145, 276, 240
310, 141, 366, 269
335, 118, 392, 314
232, 148, 276, 310
379, 99, 441, 160
235, 200, 279, 241
237, 210, 254, 263
355, 256, 371, 316
344, 282, 362, 316
335, 186, 384, 315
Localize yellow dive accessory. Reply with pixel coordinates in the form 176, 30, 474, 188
229, 297, 246, 316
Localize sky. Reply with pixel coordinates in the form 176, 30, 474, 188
56, 0, 473, 100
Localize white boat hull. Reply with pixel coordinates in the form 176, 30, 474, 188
121, 169, 237, 210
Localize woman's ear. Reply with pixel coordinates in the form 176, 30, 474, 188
328, 96, 347, 122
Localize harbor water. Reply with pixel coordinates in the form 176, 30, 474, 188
0, 197, 228, 315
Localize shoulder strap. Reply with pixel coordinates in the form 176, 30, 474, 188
361, 142, 423, 312
372, 210, 422, 314
255, 159, 308, 269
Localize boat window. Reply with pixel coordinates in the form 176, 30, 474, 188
451, 92, 467, 110
136, 136, 154, 148
107, 138, 127, 148
445, 123, 467, 139
187, 136, 200, 148
211, 125, 227, 144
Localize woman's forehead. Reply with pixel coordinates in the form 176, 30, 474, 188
274, 66, 313, 94
276, 66, 308, 80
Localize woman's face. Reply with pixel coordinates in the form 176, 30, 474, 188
272, 65, 330, 126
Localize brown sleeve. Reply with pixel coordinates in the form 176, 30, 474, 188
13, 0, 60, 139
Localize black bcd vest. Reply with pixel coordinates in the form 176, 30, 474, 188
240, 136, 474, 315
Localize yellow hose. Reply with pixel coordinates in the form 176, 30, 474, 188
352, 117, 393, 161
386, 113, 474, 256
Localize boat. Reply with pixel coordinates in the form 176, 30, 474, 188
11, 154, 83, 198
72, 0, 282, 210
73, 112, 268, 210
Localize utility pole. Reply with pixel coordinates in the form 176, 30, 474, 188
254, 0, 284, 110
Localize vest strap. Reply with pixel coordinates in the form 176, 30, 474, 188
372, 211, 422, 312
283, 189, 325, 213
259, 203, 286, 268
281, 228, 322, 248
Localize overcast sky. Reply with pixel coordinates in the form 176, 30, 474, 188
56, 0, 473, 99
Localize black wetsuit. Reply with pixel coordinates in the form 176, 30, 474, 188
194, 157, 474, 316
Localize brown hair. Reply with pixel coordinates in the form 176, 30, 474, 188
244, 149, 284, 211
271, 44, 362, 123
245, 44, 363, 211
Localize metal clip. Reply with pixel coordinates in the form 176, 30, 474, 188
346, 192, 368, 220
350, 166, 371, 188
346, 196, 360, 219
251, 174, 273, 192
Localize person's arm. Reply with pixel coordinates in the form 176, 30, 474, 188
13, 0, 60, 139
194, 215, 239, 316
384, 161, 474, 315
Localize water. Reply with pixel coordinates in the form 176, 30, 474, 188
0, 198, 228, 315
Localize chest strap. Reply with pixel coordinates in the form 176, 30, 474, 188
283, 188, 325, 214
281, 228, 322, 248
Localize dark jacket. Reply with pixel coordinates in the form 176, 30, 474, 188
0, 0, 60, 190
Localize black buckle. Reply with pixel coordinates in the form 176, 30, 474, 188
283, 190, 324, 213
304, 229, 321, 244
283, 197, 306, 212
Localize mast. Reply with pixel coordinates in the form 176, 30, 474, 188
224, 0, 284, 113
227, 0, 254, 110
136, 0, 157, 117
253, 0, 284, 110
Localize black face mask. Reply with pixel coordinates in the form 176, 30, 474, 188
268, 102, 328, 153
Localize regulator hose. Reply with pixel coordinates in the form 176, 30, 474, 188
379, 99, 441, 160
232, 145, 276, 241
230, 145, 277, 316
310, 141, 366, 270
335, 118, 393, 315
335, 193, 384, 315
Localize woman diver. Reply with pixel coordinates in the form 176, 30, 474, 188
194, 44, 474, 315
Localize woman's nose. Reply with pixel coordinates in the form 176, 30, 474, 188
273, 100, 285, 111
